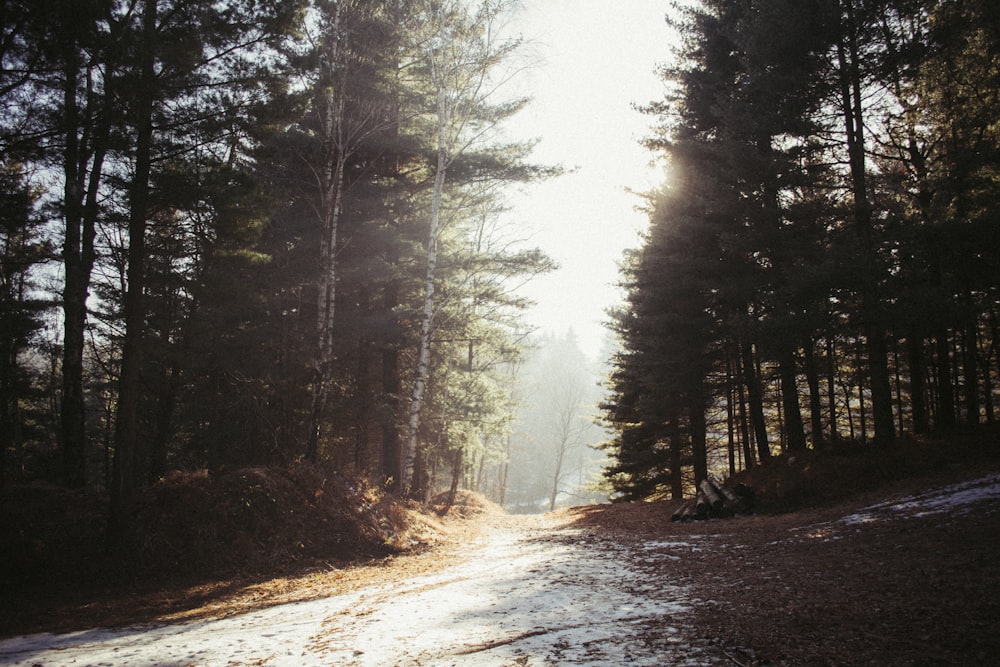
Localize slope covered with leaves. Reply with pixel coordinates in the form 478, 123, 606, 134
0, 465, 435, 636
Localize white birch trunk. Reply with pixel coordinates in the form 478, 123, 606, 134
307, 2, 346, 461
401, 84, 449, 492
399, 0, 524, 493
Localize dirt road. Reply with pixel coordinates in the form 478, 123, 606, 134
3, 472, 999, 666
0, 515, 717, 666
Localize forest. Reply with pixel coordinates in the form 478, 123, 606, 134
0, 0, 621, 550
2, 0, 999, 558
3, 1, 1000, 661
602, 0, 1000, 500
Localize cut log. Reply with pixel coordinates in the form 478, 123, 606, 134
699, 478, 724, 513
671, 498, 697, 522
672, 479, 756, 521
695, 491, 711, 519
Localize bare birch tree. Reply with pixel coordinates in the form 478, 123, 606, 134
306, 0, 348, 462
400, 0, 527, 494
305, 1, 399, 461
547, 379, 587, 511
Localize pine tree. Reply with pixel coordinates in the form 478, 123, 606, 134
107, 0, 304, 549
0, 162, 51, 482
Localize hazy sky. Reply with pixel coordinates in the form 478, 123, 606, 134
504, 1, 679, 360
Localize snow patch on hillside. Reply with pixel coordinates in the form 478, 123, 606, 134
842, 473, 1000, 525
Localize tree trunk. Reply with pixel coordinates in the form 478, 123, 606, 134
842, 374, 856, 440
935, 329, 956, 429
110, 0, 158, 555
892, 336, 904, 436
985, 310, 999, 422
61, 266, 90, 488
726, 349, 737, 474
740, 336, 771, 463
699, 478, 724, 513
381, 270, 402, 491
549, 434, 567, 511
735, 341, 754, 469
59, 11, 113, 488
381, 344, 401, 490
961, 303, 979, 427
149, 359, 180, 482
355, 336, 373, 471
307, 4, 348, 462
803, 341, 824, 447
446, 446, 462, 510
59, 24, 89, 489
907, 332, 929, 433
827, 336, 839, 443
497, 437, 510, 508
402, 85, 448, 495
668, 413, 684, 499
778, 344, 807, 452
689, 390, 708, 486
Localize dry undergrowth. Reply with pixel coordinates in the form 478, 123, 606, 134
0, 478, 502, 638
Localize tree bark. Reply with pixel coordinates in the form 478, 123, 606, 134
307, 2, 347, 463
689, 389, 708, 486
726, 349, 737, 474
402, 84, 448, 496
59, 8, 114, 488
110, 0, 158, 553
907, 332, 929, 433
803, 341, 824, 447
961, 300, 979, 427
827, 336, 839, 443
667, 413, 684, 499
381, 272, 402, 491
740, 335, 771, 463
734, 339, 754, 469
778, 344, 807, 452
935, 329, 956, 429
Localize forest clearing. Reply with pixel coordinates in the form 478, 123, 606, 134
2, 436, 999, 666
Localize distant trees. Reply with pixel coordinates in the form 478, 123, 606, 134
0, 0, 553, 518
603, 0, 1000, 499
503, 332, 608, 511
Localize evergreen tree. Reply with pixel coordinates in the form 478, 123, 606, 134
105, 0, 304, 547
0, 162, 51, 482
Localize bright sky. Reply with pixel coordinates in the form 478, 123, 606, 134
504, 0, 678, 360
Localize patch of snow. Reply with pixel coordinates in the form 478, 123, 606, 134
841, 473, 1000, 525
642, 540, 700, 551
0, 525, 716, 666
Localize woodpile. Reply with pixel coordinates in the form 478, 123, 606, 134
671, 478, 754, 521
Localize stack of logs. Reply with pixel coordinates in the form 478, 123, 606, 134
671, 478, 754, 522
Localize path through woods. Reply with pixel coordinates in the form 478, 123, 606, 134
0, 514, 716, 666
3, 472, 1000, 666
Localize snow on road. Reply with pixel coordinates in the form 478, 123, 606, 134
0, 520, 713, 667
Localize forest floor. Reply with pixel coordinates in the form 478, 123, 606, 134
2, 433, 1000, 665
